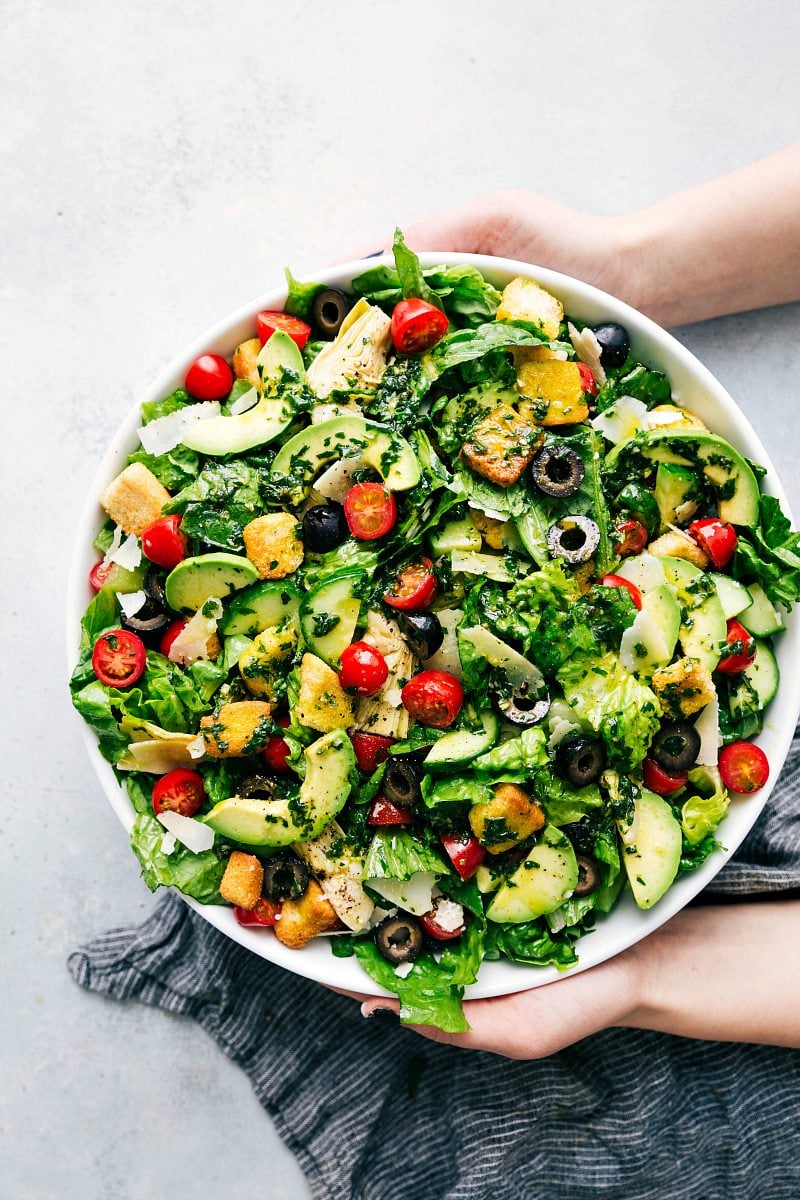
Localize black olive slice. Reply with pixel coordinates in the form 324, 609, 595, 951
497, 689, 550, 726
144, 565, 168, 610
382, 759, 422, 808
530, 445, 585, 498
397, 610, 444, 660
374, 914, 424, 965
592, 322, 630, 368
302, 501, 348, 553
556, 734, 607, 788
263, 853, 310, 901
574, 855, 601, 897
312, 288, 352, 338
649, 721, 701, 774
240, 774, 279, 801
120, 608, 170, 639
547, 516, 600, 564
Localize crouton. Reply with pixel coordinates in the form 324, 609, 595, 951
516, 360, 590, 427
572, 559, 596, 595
232, 337, 262, 388
243, 512, 304, 579
297, 653, 354, 733
99, 463, 171, 537
274, 879, 340, 948
652, 656, 716, 717
649, 404, 708, 431
471, 510, 512, 550
497, 277, 563, 341
469, 783, 546, 854
461, 403, 543, 487
200, 700, 273, 757
513, 344, 564, 365
648, 531, 710, 570
238, 623, 298, 700
220, 851, 264, 910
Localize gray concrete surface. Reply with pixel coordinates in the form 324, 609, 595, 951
2, 1, 800, 1197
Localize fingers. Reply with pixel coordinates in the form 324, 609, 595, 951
400, 200, 495, 254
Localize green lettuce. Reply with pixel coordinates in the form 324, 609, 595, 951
732, 494, 800, 609
473, 726, 549, 779
283, 267, 326, 319
164, 461, 264, 552
363, 829, 447, 882
595, 361, 671, 413
681, 766, 730, 845
485, 919, 578, 970
130, 812, 226, 904
352, 942, 470, 1032
532, 768, 603, 826
557, 652, 661, 772
140, 388, 192, 424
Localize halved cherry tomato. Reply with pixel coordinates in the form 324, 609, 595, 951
344, 482, 397, 540
185, 353, 233, 401
141, 515, 189, 570
256, 310, 311, 350
616, 518, 648, 556
402, 670, 463, 728
339, 641, 389, 696
152, 768, 206, 817
577, 362, 597, 396
92, 629, 146, 688
160, 618, 188, 658
368, 796, 414, 825
642, 757, 688, 795
601, 573, 642, 610
689, 517, 738, 569
440, 832, 485, 881
234, 898, 282, 927
384, 558, 437, 610
262, 714, 292, 774
390, 298, 449, 355
719, 741, 769, 794
716, 619, 756, 674
89, 559, 113, 591
350, 732, 395, 773
419, 898, 467, 941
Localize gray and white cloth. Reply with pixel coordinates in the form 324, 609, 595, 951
69, 728, 800, 1200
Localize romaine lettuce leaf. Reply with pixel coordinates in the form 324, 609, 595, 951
128, 443, 200, 491
473, 727, 549, 779
681, 766, 730, 845
352, 942, 470, 1032
732, 494, 800, 609
557, 652, 661, 772
532, 768, 603, 826
363, 829, 447, 882
484, 919, 578, 970
130, 812, 226, 904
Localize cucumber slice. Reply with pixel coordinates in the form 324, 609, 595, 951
710, 574, 752, 620
739, 640, 780, 710
300, 569, 363, 666
429, 517, 482, 556
220, 580, 300, 637
738, 583, 785, 638
423, 710, 499, 771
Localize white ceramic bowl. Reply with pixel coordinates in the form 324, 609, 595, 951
66, 254, 800, 999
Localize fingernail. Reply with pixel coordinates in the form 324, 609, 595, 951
364, 1006, 400, 1023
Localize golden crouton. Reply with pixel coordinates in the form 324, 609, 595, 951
274, 879, 339, 948
497, 277, 563, 340
649, 404, 708, 431
469, 783, 546, 854
200, 700, 273, 757
652, 656, 716, 717
471, 510, 512, 550
99, 463, 172, 537
220, 851, 264, 910
297, 653, 354, 733
461, 403, 543, 488
516, 360, 590, 427
232, 337, 262, 388
513, 344, 563, 365
238, 623, 298, 700
649, 531, 710, 570
243, 513, 304, 580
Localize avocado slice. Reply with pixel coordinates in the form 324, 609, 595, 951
618, 787, 682, 909
620, 583, 682, 674
203, 729, 355, 848
485, 826, 578, 923
653, 462, 700, 531
658, 555, 727, 671
270, 415, 420, 504
182, 330, 301, 456
165, 552, 259, 613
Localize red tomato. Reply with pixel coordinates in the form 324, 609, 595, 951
390, 298, 449, 354
262, 714, 292, 774
601, 573, 642, 610
384, 558, 437, 610
234, 898, 282, 927
160, 618, 188, 658
419, 898, 466, 941
402, 670, 463, 728
577, 362, 597, 396
719, 741, 769, 794
642, 757, 688, 795
350, 732, 395, 773
440, 832, 485, 881
368, 796, 414, 825
689, 517, 738, 569
92, 629, 146, 688
344, 482, 397, 540
256, 310, 311, 350
616, 518, 648, 556
716, 619, 756, 675
339, 641, 389, 696
141, 515, 189, 570
185, 353, 233, 401
152, 768, 206, 817
89, 559, 113, 591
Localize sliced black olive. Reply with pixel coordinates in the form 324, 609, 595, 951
120, 607, 170, 641
497, 687, 550, 726
574, 855, 601, 897
649, 721, 701, 774
263, 853, 309, 901
547, 516, 600, 564
302, 501, 348, 553
397, 610, 443, 660
144, 565, 168, 610
556, 734, 607, 788
530, 445, 585, 498
374, 914, 424, 965
240, 774, 279, 801
382, 759, 422, 808
592, 322, 630, 369
311, 288, 352, 338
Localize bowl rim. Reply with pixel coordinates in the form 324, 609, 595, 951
66, 251, 800, 999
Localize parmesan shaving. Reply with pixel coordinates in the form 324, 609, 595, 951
590, 395, 648, 445
365, 872, 438, 916
109, 532, 142, 571
137, 401, 221, 456
156, 810, 215, 854
160, 831, 177, 855
187, 735, 206, 761
168, 599, 223, 666
101, 524, 123, 567
228, 388, 258, 416
568, 322, 607, 386
394, 962, 414, 980
117, 590, 147, 618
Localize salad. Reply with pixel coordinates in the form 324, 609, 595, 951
71, 231, 800, 1031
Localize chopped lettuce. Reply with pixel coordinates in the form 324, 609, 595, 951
352, 942, 471, 1032
557, 652, 662, 772
283, 267, 325, 320
130, 812, 226, 904
128, 444, 200, 491
732, 494, 800, 609
681, 766, 730, 845
473, 726, 549, 780
532, 769, 603, 826
363, 828, 447, 882
164, 460, 265, 553
484, 919, 578, 970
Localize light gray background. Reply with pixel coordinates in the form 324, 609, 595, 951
2, 2, 799, 1197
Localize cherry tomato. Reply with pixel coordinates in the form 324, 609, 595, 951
234, 898, 282, 927
384, 558, 437, 610
616, 518, 648, 556
600, 573, 643, 610
185, 353, 233, 401
338, 641, 389, 696
256, 310, 311, 350
716, 619, 756, 675
402, 670, 463, 728
440, 832, 485, 881
577, 362, 597, 396
92, 629, 146, 688
141, 515, 189, 570
642, 757, 688, 795
350, 732, 395, 773
344, 482, 397, 540
390, 298, 449, 354
152, 768, 206, 817
262, 714, 292, 774
689, 517, 738, 569
419, 898, 467, 942
160, 617, 188, 658
368, 796, 414, 826
719, 741, 770, 794
89, 559, 113, 590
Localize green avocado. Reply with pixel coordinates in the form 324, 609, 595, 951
658, 555, 727, 671
165, 552, 259, 613
203, 729, 355, 848
618, 787, 682, 909
485, 826, 578, 923
653, 462, 700, 532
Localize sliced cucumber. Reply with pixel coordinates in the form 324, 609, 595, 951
738, 583, 785, 638
220, 580, 300, 637
300, 569, 363, 666
738, 640, 780, 710
710, 574, 752, 620
423, 710, 499, 771
429, 516, 482, 556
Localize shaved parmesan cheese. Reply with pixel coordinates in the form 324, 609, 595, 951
615, 553, 667, 594
394, 962, 415, 980
547, 716, 580, 752
315, 455, 365, 503
620, 608, 670, 674
311, 402, 362, 425
117, 590, 147, 618
568, 322, 607, 386
423, 608, 462, 677
187, 735, 206, 761
431, 899, 464, 932
467, 501, 506, 522
137, 401, 221, 456
365, 872, 438, 916
694, 696, 721, 765
168, 599, 223, 666
228, 387, 258, 416
106, 531, 142, 572
160, 831, 177, 855
101, 524, 123, 567
156, 810, 215, 854
591, 395, 648, 445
